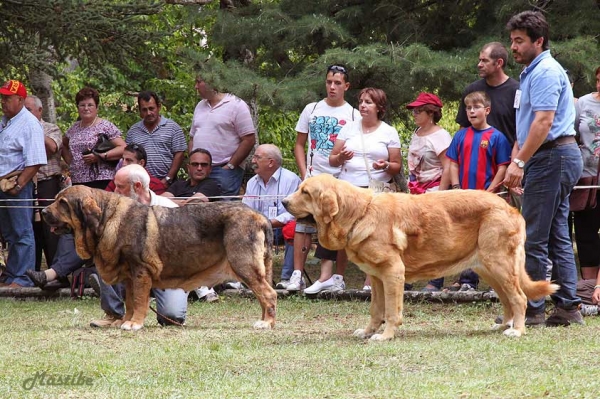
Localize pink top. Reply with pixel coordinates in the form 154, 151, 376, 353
65, 119, 122, 183
189, 93, 255, 165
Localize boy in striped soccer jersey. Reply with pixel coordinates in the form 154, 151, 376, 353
445, 91, 512, 291
447, 91, 512, 191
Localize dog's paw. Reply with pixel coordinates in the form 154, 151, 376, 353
253, 320, 272, 330
369, 333, 394, 341
353, 329, 373, 339
503, 328, 522, 338
120, 321, 143, 331
491, 323, 507, 331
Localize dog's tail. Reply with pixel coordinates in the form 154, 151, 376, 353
520, 268, 560, 300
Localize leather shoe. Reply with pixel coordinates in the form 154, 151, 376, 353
5, 282, 26, 288
25, 269, 48, 288
43, 278, 70, 291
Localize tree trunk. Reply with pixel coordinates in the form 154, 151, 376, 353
29, 68, 57, 123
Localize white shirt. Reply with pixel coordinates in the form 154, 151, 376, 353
295, 100, 357, 178
242, 167, 301, 225
336, 120, 401, 187
149, 190, 178, 208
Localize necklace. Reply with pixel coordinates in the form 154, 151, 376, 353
362, 120, 381, 133
81, 116, 98, 129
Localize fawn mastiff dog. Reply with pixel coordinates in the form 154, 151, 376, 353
282, 174, 558, 340
42, 185, 277, 331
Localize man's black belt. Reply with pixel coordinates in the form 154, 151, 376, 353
537, 135, 576, 152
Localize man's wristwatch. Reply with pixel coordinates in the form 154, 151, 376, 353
14, 182, 22, 192
512, 158, 525, 168
165, 176, 172, 184
225, 163, 235, 170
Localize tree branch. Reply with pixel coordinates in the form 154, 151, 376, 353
164, 0, 214, 5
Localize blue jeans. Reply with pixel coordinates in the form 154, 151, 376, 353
50, 234, 86, 277
522, 143, 582, 313
0, 182, 35, 286
209, 166, 244, 198
99, 277, 188, 325
273, 228, 294, 280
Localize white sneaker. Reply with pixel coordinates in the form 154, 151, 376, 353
275, 280, 290, 289
304, 274, 345, 294
580, 304, 599, 317
194, 286, 210, 299
205, 290, 220, 303
195, 287, 219, 303
286, 270, 306, 292
362, 285, 371, 292
225, 281, 244, 290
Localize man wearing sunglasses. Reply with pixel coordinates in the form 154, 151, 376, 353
161, 148, 221, 206
161, 148, 222, 302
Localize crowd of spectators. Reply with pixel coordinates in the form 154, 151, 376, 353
1, 10, 599, 329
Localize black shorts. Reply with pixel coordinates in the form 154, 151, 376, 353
573, 192, 600, 267
314, 242, 336, 261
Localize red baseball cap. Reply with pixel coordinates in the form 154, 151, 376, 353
0, 80, 27, 99
406, 92, 443, 109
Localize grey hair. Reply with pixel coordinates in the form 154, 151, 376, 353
122, 164, 150, 190
27, 95, 43, 109
259, 144, 282, 167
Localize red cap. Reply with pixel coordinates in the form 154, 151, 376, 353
0, 80, 27, 99
406, 92, 443, 109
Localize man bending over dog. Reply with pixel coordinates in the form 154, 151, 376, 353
90, 164, 188, 327
43, 164, 277, 331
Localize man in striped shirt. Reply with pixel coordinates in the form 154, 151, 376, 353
125, 91, 186, 187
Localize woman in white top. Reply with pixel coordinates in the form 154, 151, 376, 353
329, 87, 402, 290
329, 87, 402, 187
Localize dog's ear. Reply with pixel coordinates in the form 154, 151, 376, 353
81, 196, 103, 233
319, 191, 339, 224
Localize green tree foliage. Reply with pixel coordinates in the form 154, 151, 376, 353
0, 0, 166, 78
2, 0, 599, 158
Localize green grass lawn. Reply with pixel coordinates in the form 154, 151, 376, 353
1, 294, 599, 399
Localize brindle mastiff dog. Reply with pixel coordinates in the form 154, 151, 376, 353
43, 185, 277, 331
283, 174, 558, 340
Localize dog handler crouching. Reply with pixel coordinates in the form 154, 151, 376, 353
90, 164, 188, 327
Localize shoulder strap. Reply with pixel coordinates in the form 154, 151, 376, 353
310, 100, 321, 116
358, 124, 374, 180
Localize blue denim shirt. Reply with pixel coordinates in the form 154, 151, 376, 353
0, 106, 46, 176
516, 50, 576, 148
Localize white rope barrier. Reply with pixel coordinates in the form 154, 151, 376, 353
1, 186, 599, 209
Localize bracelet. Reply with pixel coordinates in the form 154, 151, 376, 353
451, 184, 460, 190
594, 285, 600, 290
384, 162, 390, 172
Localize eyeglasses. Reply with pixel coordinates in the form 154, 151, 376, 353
190, 162, 210, 168
411, 109, 424, 116
77, 103, 96, 108
466, 106, 486, 112
327, 65, 347, 74
252, 154, 271, 161
129, 144, 141, 151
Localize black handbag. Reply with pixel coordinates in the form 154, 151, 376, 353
91, 134, 119, 166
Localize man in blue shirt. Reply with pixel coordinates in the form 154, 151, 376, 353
503, 11, 583, 327
243, 144, 301, 289
0, 80, 47, 287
